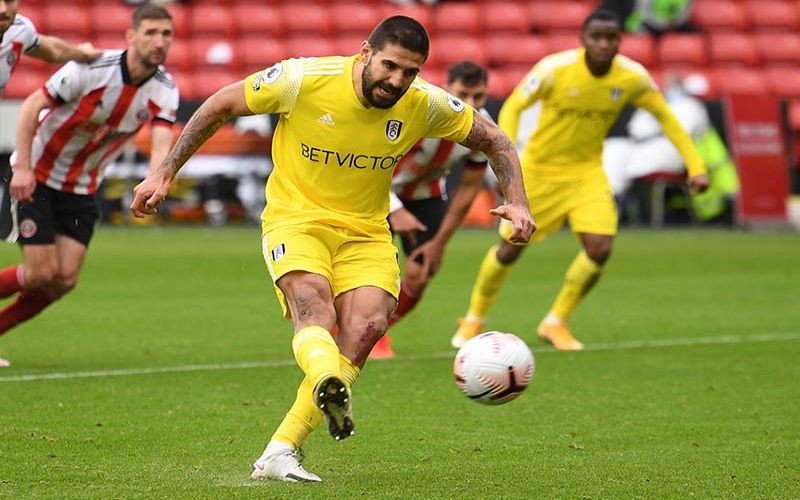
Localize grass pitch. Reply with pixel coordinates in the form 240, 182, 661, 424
1, 227, 798, 498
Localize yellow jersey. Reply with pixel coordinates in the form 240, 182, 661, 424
244, 55, 474, 234
500, 48, 704, 180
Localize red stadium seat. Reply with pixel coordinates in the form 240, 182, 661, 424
788, 99, 800, 131
18, 6, 43, 29
528, 2, 593, 32
232, 5, 283, 38
433, 3, 481, 35
380, 4, 433, 34
657, 34, 708, 67
544, 33, 581, 54
280, 5, 333, 36
709, 33, 759, 67
190, 38, 240, 70
712, 67, 769, 95
754, 33, 800, 65
190, 6, 235, 36
167, 4, 190, 39
419, 68, 447, 88
690, 1, 748, 31
334, 36, 367, 57
620, 35, 656, 67
488, 67, 529, 99
765, 68, 800, 98
191, 69, 239, 100
486, 35, 548, 68
42, 5, 90, 38
330, 3, 381, 37
2, 69, 47, 99
89, 5, 133, 37
238, 38, 290, 74
744, 0, 800, 31
168, 70, 194, 101
286, 36, 336, 58
484, 2, 529, 35
165, 39, 191, 72
426, 36, 487, 70
92, 36, 127, 51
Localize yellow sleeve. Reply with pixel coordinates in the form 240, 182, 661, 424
425, 85, 475, 143
243, 60, 302, 115
498, 63, 551, 144
631, 75, 706, 176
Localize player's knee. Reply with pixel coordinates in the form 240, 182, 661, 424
55, 271, 79, 295
289, 284, 336, 326
346, 312, 389, 342
496, 241, 523, 265
585, 243, 612, 265
25, 264, 59, 289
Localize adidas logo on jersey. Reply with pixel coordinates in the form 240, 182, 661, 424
317, 113, 335, 126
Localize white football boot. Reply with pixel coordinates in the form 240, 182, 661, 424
250, 449, 321, 483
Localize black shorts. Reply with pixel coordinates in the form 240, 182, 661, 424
390, 197, 447, 257
13, 182, 99, 247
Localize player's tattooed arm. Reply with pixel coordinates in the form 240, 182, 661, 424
460, 112, 526, 206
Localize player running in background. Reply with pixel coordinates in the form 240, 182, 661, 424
130, 16, 535, 482
0, 0, 101, 95
452, 10, 708, 350
370, 60, 491, 359
0, 4, 178, 367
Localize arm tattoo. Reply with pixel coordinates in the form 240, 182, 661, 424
461, 116, 519, 199
160, 104, 231, 175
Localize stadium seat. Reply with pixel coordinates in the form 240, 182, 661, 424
709, 33, 759, 67
528, 2, 593, 32
419, 68, 446, 88
2, 69, 46, 99
330, 3, 381, 36
765, 68, 800, 98
232, 5, 283, 38
42, 5, 90, 38
488, 67, 529, 99
486, 34, 548, 68
754, 33, 800, 65
89, 5, 133, 37
690, 1, 748, 31
286, 36, 336, 58
167, 4, 190, 38
544, 33, 581, 54
712, 67, 769, 95
380, 4, 432, 34
18, 5, 43, 29
334, 36, 367, 57
92, 36, 127, 51
280, 5, 333, 36
190, 38, 240, 70
743, 0, 800, 31
657, 34, 708, 67
620, 35, 656, 67
190, 6, 235, 36
165, 39, 191, 72
168, 70, 195, 101
191, 69, 240, 100
788, 99, 800, 131
237, 37, 290, 74
484, 2, 529, 35
433, 3, 481, 35
426, 36, 487, 69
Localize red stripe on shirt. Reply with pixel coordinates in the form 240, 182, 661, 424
400, 140, 455, 200
9, 41, 23, 76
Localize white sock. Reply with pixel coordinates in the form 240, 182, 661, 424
544, 313, 563, 326
262, 439, 294, 458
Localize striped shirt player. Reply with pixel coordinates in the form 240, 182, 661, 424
0, 14, 39, 95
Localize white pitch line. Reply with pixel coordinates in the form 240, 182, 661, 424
1, 332, 798, 383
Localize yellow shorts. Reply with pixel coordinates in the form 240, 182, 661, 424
500, 168, 618, 244
261, 222, 400, 318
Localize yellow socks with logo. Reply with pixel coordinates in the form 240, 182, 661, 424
550, 251, 602, 322
292, 325, 341, 386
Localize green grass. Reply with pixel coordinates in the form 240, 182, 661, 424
1, 227, 798, 498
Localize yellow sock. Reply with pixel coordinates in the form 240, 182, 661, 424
292, 326, 341, 386
271, 375, 322, 449
550, 251, 602, 322
467, 245, 513, 319
339, 354, 361, 388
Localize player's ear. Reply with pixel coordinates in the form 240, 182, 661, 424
125, 28, 134, 45
359, 41, 372, 62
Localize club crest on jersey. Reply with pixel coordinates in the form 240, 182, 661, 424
6, 51, 16, 66
610, 87, 623, 101
386, 120, 403, 141
446, 93, 465, 113
19, 219, 37, 239
136, 109, 151, 121
271, 243, 286, 261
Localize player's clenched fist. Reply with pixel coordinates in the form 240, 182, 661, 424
130, 170, 172, 218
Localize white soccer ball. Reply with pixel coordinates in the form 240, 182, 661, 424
453, 331, 535, 405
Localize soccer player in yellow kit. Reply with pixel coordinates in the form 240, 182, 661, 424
452, 10, 709, 351
130, 16, 535, 482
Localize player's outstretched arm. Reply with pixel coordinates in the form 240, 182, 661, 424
9, 89, 51, 202
29, 35, 101, 63
460, 112, 536, 244
130, 81, 254, 218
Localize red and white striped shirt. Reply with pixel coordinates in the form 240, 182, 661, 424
14, 50, 179, 195
391, 109, 489, 201
0, 14, 39, 94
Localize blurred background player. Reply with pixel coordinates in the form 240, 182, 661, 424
373, 60, 491, 359
452, 10, 708, 351
0, 4, 178, 367
130, 16, 534, 482
0, 0, 101, 96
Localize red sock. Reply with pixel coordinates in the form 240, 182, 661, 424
0, 290, 54, 336
388, 281, 422, 327
0, 265, 25, 299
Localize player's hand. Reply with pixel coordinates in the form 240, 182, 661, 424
77, 42, 102, 62
9, 167, 36, 203
490, 203, 536, 244
130, 169, 172, 218
688, 173, 710, 194
389, 207, 428, 247
408, 238, 446, 277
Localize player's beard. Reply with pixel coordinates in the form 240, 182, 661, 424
361, 62, 404, 109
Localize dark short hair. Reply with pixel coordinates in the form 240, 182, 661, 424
367, 16, 430, 59
581, 9, 621, 32
447, 61, 488, 86
132, 4, 173, 30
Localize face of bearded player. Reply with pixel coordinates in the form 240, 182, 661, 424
360, 42, 424, 109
